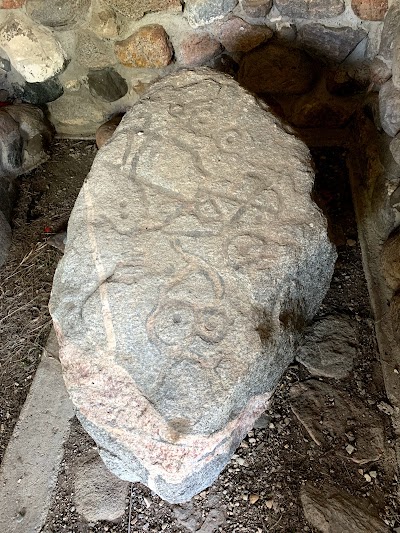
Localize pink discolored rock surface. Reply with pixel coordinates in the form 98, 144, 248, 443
176, 32, 222, 67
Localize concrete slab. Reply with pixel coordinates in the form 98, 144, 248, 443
0, 329, 75, 533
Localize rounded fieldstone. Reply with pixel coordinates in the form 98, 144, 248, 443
96, 114, 123, 149
275, 0, 345, 18
76, 31, 116, 69
390, 292, 400, 345
390, 135, 400, 167
0, 108, 23, 175
381, 230, 400, 290
87, 68, 128, 103
377, 2, 400, 64
73, 452, 129, 522
370, 57, 392, 87
351, 0, 388, 21
392, 33, 400, 90
103, 0, 181, 19
90, 7, 119, 39
239, 43, 316, 95
26, 0, 91, 30
379, 79, 400, 138
4, 103, 53, 172
115, 25, 173, 68
176, 32, 222, 67
19, 77, 64, 105
185, 0, 238, 28
289, 96, 354, 128
241, 0, 272, 18
47, 88, 108, 137
296, 315, 357, 379
0, 13, 66, 83
298, 24, 367, 64
212, 17, 273, 53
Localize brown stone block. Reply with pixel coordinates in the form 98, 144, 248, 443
115, 25, 173, 68
351, 0, 388, 21
0, 0, 25, 8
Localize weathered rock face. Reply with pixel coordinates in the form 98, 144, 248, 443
50, 69, 336, 503
26, 0, 91, 30
379, 80, 400, 138
351, 0, 388, 21
275, 0, 345, 19
185, 0, 238, 27
301, 482, 390, 533
298, 24, 367, 64
115, 25, 173, 68
0, 13, 66, 83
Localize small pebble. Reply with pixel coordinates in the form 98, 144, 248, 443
345, 444, 355, 455
143, 496, 152, 508
266, 499, 274, 509
249, 494, 260, 505
364, 473, 372, 482
369, 470, 377, 478
347, 239, 356, 246
377, 401, 394, 416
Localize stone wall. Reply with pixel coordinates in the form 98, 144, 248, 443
0, 0, 388, 137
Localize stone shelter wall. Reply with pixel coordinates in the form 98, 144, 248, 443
0, 0, 391, 137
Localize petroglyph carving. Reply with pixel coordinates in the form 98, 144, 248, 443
50, 69, 336, 503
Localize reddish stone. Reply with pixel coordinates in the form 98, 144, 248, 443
212, 17, 273, 53
177, 32, 222, 67
96, 114, 123, 149
0, 0, 25, 7
115, 25, 173, 68
351, 0, 387, 21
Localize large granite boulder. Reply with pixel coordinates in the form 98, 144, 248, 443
50, 69, 336, 503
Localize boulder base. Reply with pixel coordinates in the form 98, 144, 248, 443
50, 69, 336, 503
